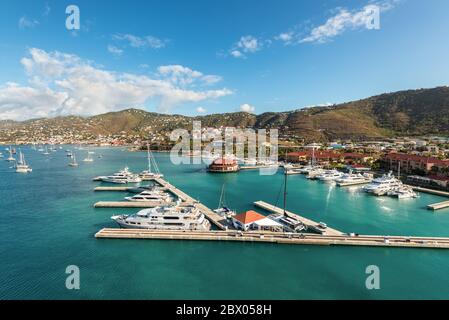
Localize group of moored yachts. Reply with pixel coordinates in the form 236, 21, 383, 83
292, 165, 418, 199
3, 146, 33, 173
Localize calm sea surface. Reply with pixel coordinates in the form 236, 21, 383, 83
1, 146, 449, 299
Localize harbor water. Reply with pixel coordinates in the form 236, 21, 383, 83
1, 146, 449, 299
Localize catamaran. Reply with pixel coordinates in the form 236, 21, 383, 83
111, 204, 211, 231
140, 143, 163, 179
15, 151, 32, 173
213, 183, 236, 218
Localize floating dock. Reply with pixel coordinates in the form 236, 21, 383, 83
427, 200, 449, 211
95, 228, 449, 249
240, 165, 279, 170
407, 186, 449, 211
253, 201, 343, 236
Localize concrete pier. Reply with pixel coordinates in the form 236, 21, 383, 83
94, 201, 170, 208
95, 228, 449, 249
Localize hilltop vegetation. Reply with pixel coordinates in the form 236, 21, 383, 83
1, 86, 449, 142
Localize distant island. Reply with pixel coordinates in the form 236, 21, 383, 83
1, 86, 449, 145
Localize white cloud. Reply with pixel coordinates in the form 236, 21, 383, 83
0, 48, 232, 120
230, 50, 243, 58
300, 3, 393, 43
229, 35, 262, 58
107, 45, 123, 56
237, 36, 261, 53
157, 65, 222, 87
18, 16, 39, 29
113, 34, 168, 49
239, 103, 255, 113
196, 106, 206, 113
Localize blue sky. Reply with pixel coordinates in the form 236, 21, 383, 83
1, 0, 449, 120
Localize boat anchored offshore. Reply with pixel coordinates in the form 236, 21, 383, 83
15, 151, 32, 173
111, 204, 211, 231
68, 153, 79, 167
124, 190, 173, 202
97, 167, 142, 184
362, 171, 403, 196
83, 151, 93, 162
6, 146, 15, 162
387, 186, 418, 199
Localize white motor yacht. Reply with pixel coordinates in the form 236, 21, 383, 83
124, 190, 172, 202
316, 169, 344, 181
336, 171, 373, 185
387, 186, 418, 199
111, 204, 211, 231
363, 171, 403, 196
99, 167, 142, 184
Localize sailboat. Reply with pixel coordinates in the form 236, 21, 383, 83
140, 143, 163, 179
6, 146, 15, 162
15, 151, 32, 173
69, 153, 79, 167
83, 151, 93, 162
42, 146, 50, 155
213, 183, 236, 218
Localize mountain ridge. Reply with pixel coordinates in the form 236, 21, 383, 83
2, 86, 449, 142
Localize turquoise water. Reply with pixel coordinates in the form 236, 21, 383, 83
1, 146, 449, 299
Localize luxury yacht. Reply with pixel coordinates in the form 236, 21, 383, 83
387, 186, 418, 199
362, 172, 403, 196
335, 171, 373, 185
298, 165, 322, 174
98, 167, 142, 184
306, 168, 326, 179
124, 190, 172, 202
15, 151, 32, 173
111, 204, 211, 231
316, 169, 344, 181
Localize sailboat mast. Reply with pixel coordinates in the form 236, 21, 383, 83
147, 142, 151, 173
283, 170, 288, 217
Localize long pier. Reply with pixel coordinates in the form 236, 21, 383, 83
337, 179, 372, 187
94, 186, 133, 191
152, 178, 227, 230
407, 186, 449, 211
95, 228, 449, 249
253, 201, 343, 236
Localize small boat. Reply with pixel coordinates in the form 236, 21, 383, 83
6, 146, 15, 162
42, 146, 50, 155
387, 186, 418, 199
69, 153, 79, 167
15, 151, 32, 173
0, 152, 3, 158
83, 152, 93, 162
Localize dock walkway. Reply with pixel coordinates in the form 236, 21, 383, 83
254, 201, 343, 236
95, 228, 449, 249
